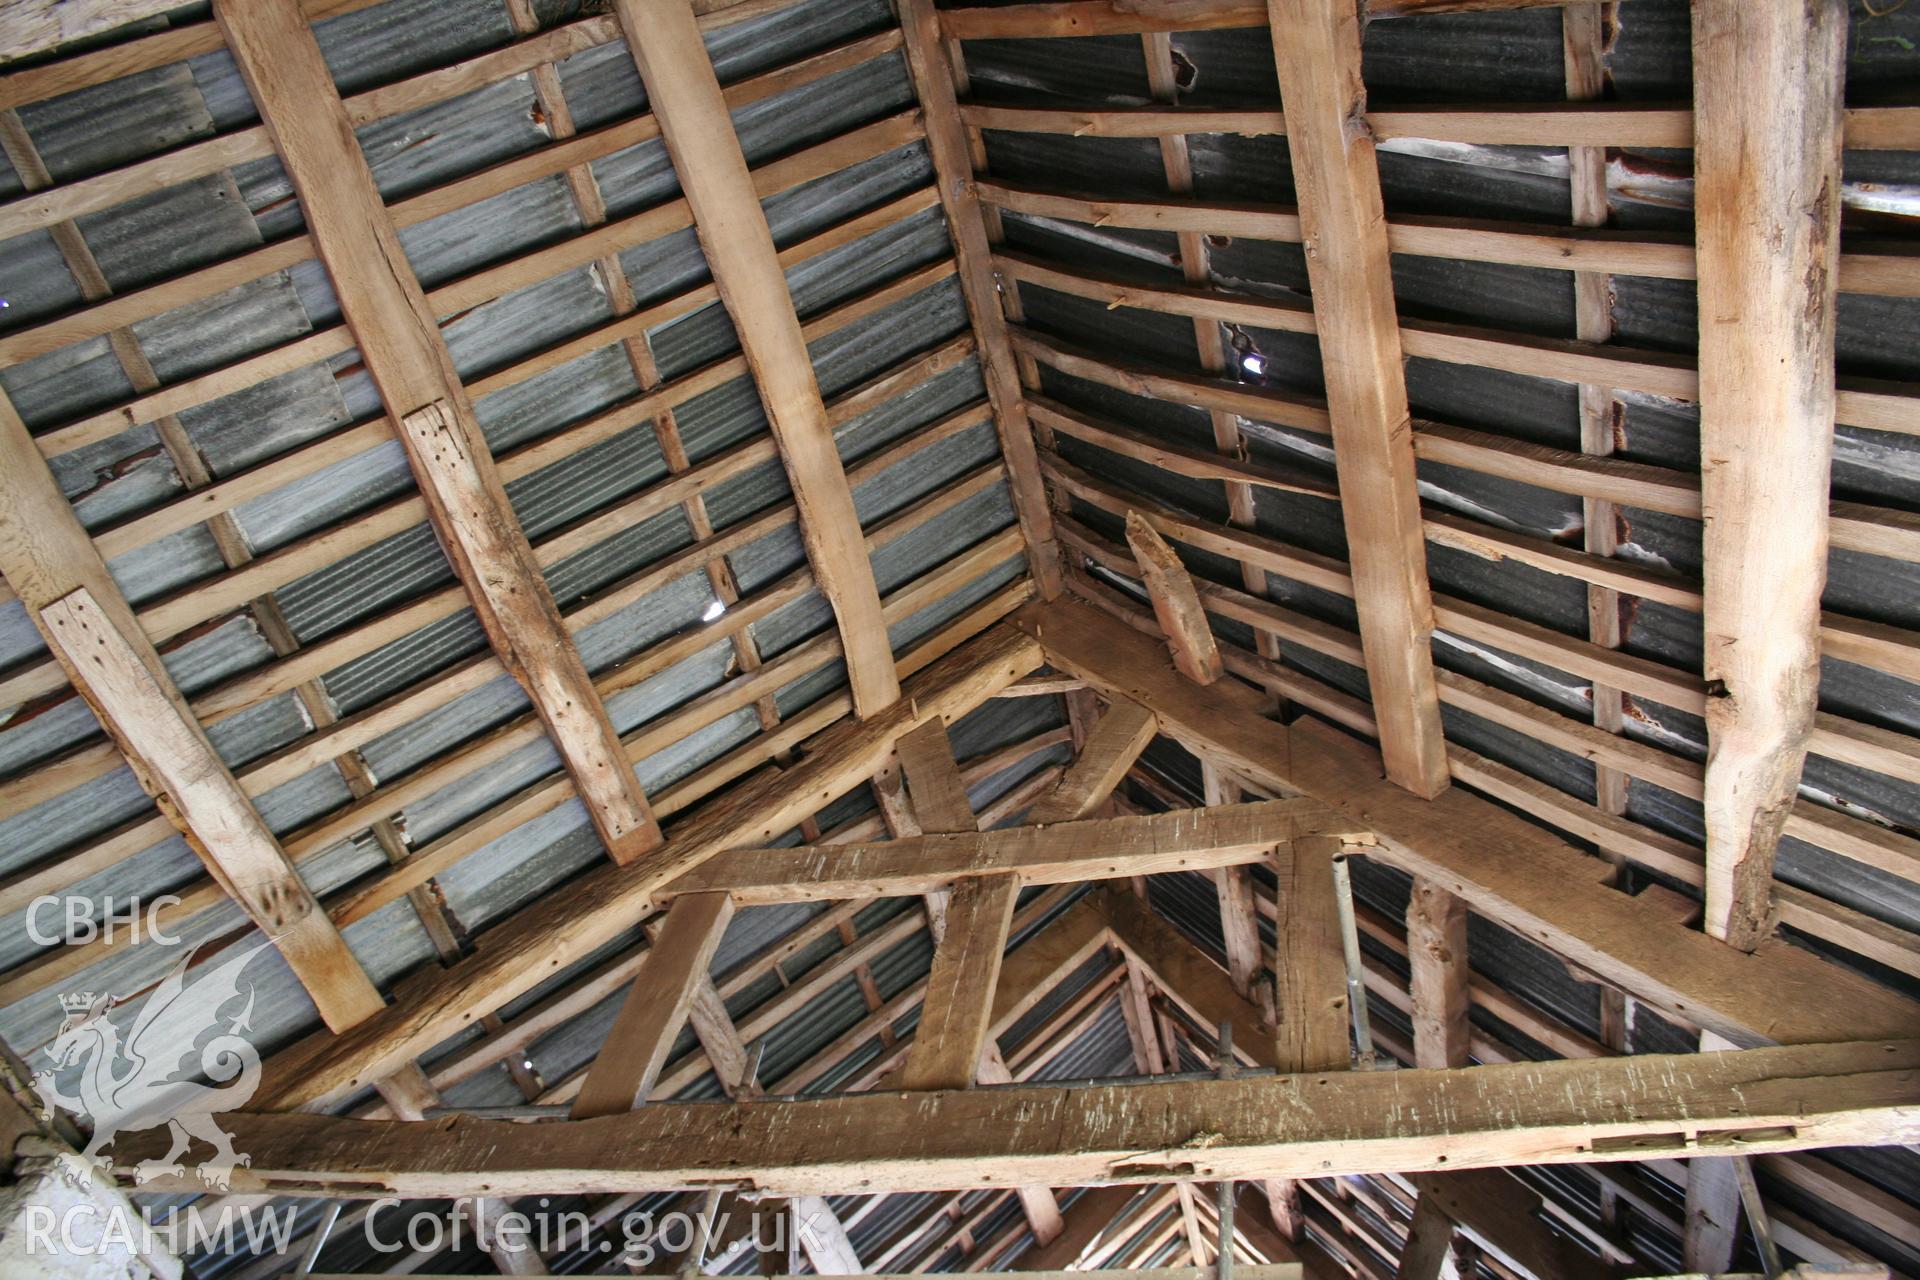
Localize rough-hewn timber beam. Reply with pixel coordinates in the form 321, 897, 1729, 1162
248, 623, 1042, 1112
900, 874, 1021, 1091
215, 0, 661, 865
1264, 0, 1448, 797
122, 1039, 1920, 1195
0, 408, 382, 1032
0, 0, 187, 60
1690, 0, 1845, 949
612, 0, 898, 714
572, 892, 735, 1118
1406, 878, 1470, 1070
1127, 512, 1225, 684
681, 799, 1361, 902
1394, 1195, 1457, 1280
1096, 888, 1276, 1069
1274, 836, 1350, 1071
1029, 700, 1159, 825
1409, 1170, 1623, 1280
893, 715, 1063, 1237
1014, 596, 1920, 1047
893, 0, 1062, 598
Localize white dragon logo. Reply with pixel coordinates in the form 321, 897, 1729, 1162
28, 940, 268, 1190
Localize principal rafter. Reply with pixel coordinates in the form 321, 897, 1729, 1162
248, 623, 1043, 1113
0, 403, 381, 1031
216, 0, 662, 866
1017, 595, 1920, 1047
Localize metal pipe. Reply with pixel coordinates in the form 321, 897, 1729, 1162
293, 1202, 342, 1277
1732, 1157, 1785, 1278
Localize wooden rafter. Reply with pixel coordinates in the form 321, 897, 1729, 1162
215, 0, 662, 866
612, 0, 898, 716
118, 1038, 1920, 1195
1690, 0, 1846, 949
1265, 0, 1448, 798
0, 406, 382, 1032
893, 0, 1063, 599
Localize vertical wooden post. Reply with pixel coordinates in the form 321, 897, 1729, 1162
1272, 836, 1350, 1072
1406, 877, 1471, 1070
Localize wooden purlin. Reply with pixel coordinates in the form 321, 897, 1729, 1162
611, 0, 897, 716
971, 179, 1920, 299
215, 0, 662, 865
0, 83, 459, 961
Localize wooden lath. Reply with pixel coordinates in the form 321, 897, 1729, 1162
217, 0, 663, 865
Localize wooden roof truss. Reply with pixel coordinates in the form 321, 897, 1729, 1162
0, 0, 1916, 1275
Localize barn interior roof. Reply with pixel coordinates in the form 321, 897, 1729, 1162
0, 0, 1915, 1276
